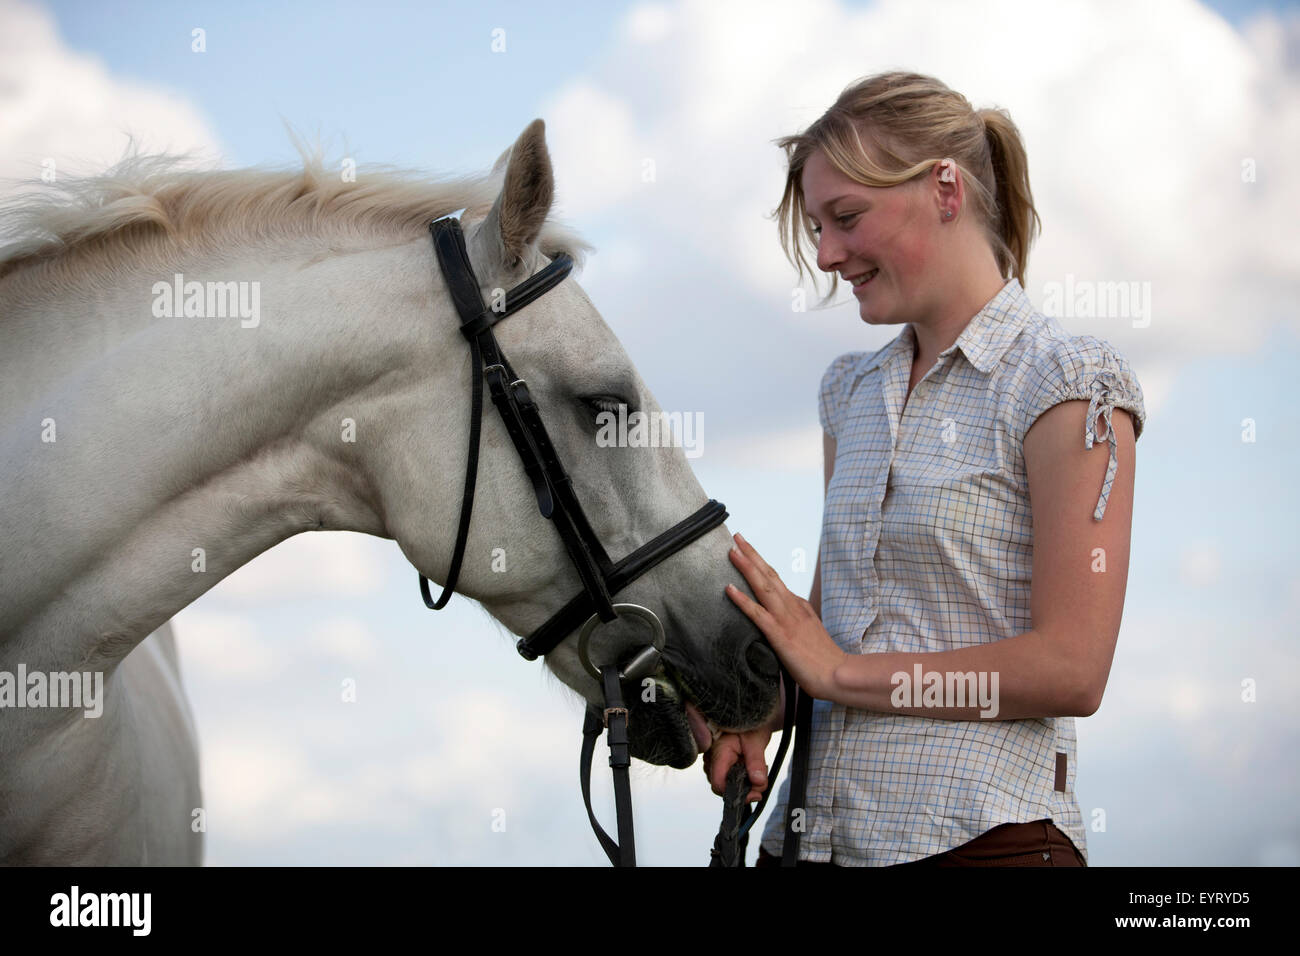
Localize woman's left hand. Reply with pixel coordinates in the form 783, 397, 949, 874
724, 532, 846, 701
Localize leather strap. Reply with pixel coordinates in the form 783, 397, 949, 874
781, 682, 814, 866
429, 215, 576, 335
419, 323, 486, 610
516, 499, 728, 660
580, 668, 636, 866
421, 216, 616, 622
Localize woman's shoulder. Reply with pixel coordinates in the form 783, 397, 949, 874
820, 350, 873, 390
817, 350, 875, 439
1005, 316, 1147, 442
820, 331, 905, 394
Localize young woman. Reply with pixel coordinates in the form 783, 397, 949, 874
706, 71, 1146, 867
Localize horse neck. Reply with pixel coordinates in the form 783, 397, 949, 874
0, 237, 438, 670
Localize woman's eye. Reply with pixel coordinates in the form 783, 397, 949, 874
811, 213, 859, 237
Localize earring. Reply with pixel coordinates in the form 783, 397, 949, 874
943, 209, 953, 219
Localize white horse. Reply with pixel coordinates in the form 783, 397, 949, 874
0, 120, 781, 864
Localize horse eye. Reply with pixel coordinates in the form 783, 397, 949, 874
582, 395, 630, 417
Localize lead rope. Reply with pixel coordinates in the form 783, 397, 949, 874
709, 668, 811, 867
580, 663, 809, 867
708, 762, 752, 867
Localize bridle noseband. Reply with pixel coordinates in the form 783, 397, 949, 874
416, 214, 805, 867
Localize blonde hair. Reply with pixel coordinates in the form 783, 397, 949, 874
773, 70, 1040, 301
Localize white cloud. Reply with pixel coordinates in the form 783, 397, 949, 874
208, 531, 389, 602
624, 2, 675, 44
195, 689, 579, 843
200, 735, 386, 840
710, 423, 823, 472
0, 0, 223, 192
172, 607, 284, 681
417, 688, 576, 791
547, 83, 656, 218
1132, 360, 1175, 422
309, 617, 380, 666
544, 0, 1300, 374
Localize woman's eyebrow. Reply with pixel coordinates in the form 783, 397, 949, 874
807, 194, 858, 216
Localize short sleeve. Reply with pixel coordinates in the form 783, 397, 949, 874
818, 352, 868, 441
1020, 335, 1147, 522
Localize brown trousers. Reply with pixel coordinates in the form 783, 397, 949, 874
755, 819, 1086, 867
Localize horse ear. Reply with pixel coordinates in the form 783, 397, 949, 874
483, 119, 555, 266
490, 144, 511, 178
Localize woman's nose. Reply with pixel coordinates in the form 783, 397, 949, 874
816, 230, 844, 273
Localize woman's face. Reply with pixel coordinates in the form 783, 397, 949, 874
801, 147, 941, 327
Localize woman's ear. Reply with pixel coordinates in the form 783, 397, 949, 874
934, 157, 961, 219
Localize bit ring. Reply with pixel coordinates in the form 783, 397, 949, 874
577, 603, 665, 683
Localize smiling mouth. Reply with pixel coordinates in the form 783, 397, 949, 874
848, 268, 879, 288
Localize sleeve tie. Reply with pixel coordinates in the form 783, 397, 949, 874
1084, 370, 1122, 521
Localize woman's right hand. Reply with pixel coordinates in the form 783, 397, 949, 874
701, 682, 786, 805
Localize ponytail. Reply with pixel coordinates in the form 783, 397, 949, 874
978, 107, 1040, 287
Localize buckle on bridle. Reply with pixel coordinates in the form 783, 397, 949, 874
602, 706, 629, 728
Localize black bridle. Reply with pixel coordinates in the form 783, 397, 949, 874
417, 214, 808, 866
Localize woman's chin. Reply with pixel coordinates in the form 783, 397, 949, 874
858, 303, 888, 324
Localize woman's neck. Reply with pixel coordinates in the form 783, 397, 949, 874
909, 265, 1010, 372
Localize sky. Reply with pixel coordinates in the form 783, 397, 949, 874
2, 0, 1297, 866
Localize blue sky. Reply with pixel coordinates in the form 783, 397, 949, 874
5, 0, 1298, 866
43, 0, 625, 169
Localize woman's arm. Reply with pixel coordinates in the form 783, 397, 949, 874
830, 402, 1138, 720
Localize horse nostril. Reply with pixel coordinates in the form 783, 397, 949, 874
744, 639, 780, 681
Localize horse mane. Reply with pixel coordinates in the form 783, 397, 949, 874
0, 140, 591, 285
